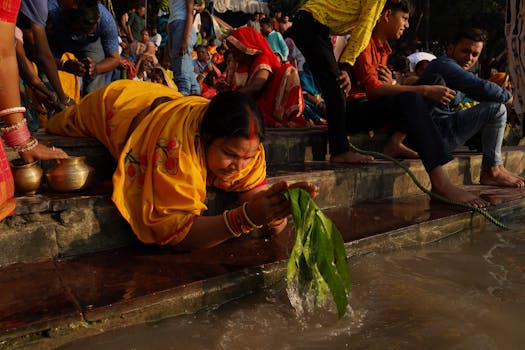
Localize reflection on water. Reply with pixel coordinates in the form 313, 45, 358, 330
59, 219, 525, 350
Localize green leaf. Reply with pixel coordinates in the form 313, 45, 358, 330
285, 188, 351, 318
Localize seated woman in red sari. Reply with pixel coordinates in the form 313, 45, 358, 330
220, 27, 306, 128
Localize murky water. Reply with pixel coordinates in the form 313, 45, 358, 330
59, 218, 525, 350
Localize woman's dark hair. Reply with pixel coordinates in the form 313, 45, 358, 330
200, 91, 265, 148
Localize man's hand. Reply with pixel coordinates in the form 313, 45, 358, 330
62, 59, 87, 76
377, 64, 394, 85
178, 38, 189, 56
337, 70, 351, 95
423, 85, 456, 105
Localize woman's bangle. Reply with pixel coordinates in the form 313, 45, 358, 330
0, 106, 26, 118
62, 95, 73, 105
15, 136, 38, 153
3, 124, 31, 148
223, 203, 263, 238
59, 59, 70, 70
242, 202, 263, 228
0, 117, 27, 135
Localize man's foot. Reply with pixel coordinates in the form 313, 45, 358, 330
432, 182, 489, 208
383, 142, 419, 159
480, 165, 525, 188
429, 166, 489, 207
330, 151, 374, 164
383, 132, 419, 159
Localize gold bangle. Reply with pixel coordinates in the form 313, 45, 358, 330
223, 210, 242, 237
242, 202, 263, 229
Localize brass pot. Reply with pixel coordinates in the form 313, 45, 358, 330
10, 159, 43, 195
45, 156, 95, 192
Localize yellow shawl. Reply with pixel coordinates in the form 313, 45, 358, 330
47, 80, 266, 245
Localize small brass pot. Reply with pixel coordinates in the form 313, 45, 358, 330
45, 156, 95, 192
10, 159, 43, 195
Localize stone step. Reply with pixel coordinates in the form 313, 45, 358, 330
1, 191, 524, 350
1, 147, 524, 267
8, 129, 388, 174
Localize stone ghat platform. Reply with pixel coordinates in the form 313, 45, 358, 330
1, 130, 524, 349
1, 190, 525, 350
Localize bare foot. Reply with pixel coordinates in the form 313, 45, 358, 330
330, 151, 374, 164
383, 132, 419, 159
432, 182, 489, 208
498, 165, 525, 181
480, 166, 525, 188
429, 166, 489, 208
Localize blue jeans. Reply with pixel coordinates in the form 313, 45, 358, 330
432, 102, 507, 168
168, 20, 200, 95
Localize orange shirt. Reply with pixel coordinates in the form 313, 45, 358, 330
348, 34, 392, 101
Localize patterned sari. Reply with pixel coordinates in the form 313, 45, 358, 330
47, 80, 266, 245
226, 27, 305, 127
0, 0, 21, 220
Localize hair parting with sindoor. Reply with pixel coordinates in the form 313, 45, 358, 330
200, 91, 265, 148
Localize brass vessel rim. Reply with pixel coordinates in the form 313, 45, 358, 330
10, 159, 39, 168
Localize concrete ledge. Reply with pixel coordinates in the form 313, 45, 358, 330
1, 196, 523, 350
1, 148, 524, 266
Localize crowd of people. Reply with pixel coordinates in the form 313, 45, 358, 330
0, 0, 523, 250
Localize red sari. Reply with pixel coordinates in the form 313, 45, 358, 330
0, 0, 21, 220
226, 27, 305, 127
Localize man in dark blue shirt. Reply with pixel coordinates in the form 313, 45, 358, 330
47, 0, 120, 95
419, 27, 524, 188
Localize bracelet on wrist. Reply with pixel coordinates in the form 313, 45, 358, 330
59, 59, 70, 70
15, 136, 39, 153
223, 202, 263, 238
0, 106, 26, 118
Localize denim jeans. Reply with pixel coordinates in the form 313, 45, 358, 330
168, 20, 200, 96
432, 102, 507, 168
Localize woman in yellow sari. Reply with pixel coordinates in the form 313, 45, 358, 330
47, 80, 317, 249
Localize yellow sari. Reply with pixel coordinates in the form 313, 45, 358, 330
47, 80, 266, 245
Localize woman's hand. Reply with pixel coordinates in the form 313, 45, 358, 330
246, 181, 319, 227
19, 143, 69, 164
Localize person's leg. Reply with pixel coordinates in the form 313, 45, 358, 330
476, 103, 524, 187
168, 20, 193, 95
348, 92, 488, 206
286, 11, 371, 163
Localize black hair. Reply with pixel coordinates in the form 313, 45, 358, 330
383, 0, 413, 14
451, 27, 488, 45
63, 1, 100, 35
259, 17, 272, 27
200, 91, 265, 148
414, 59, 430, 73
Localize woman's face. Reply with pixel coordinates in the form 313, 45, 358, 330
206, 136, 260, 181
229, 45, 251, 65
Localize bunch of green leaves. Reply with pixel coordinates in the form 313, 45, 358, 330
285, 188, 351, 318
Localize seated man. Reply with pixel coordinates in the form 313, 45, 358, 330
418, 27, 524, 188
46, 0, 120, 95
347, 0, 489, 206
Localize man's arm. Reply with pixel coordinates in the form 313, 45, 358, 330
30, 22, 69, 103
422, 58, 512, 103
353, 45, 456, 105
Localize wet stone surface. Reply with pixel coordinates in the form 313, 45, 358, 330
1, 186, 524, 345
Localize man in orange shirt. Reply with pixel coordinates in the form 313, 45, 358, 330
347, 0, 488, 207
